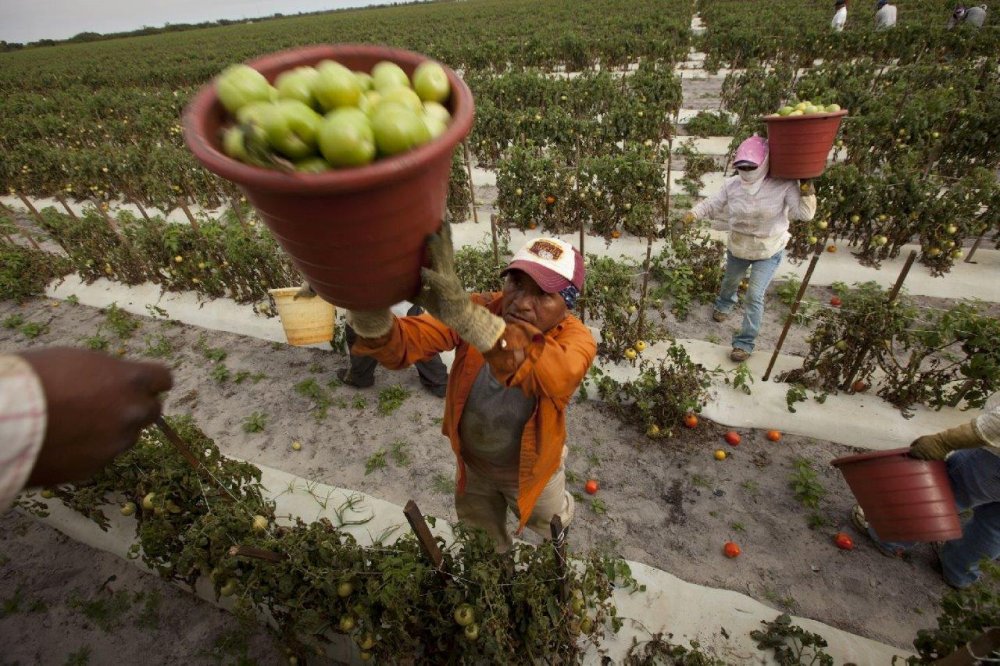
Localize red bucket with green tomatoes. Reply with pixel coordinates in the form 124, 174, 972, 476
183, 44, 474, 311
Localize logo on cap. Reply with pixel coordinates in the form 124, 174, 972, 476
528, 239, 564, 262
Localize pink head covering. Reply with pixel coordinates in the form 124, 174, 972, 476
734, 135, 769, 167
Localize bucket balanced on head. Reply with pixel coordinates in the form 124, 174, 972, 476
183, 44, 475, 311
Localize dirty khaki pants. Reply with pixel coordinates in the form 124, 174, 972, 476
455, 447, 574, 552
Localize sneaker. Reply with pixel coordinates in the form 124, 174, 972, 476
730, 348, 750, 362
712, 309, 729, 322
336, 367, 374, 389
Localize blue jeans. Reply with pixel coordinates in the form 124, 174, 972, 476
713, 249, 783, 353
868, 448, 1000, 588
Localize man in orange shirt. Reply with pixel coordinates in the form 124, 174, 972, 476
347, 224, 596, 551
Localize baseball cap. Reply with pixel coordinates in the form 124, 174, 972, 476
502, 238, 585, 293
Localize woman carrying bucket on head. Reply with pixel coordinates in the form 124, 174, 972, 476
683, 135, 817, 362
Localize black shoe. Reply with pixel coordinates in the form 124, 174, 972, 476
337, 367, 374, 389
424, 383, 447, 399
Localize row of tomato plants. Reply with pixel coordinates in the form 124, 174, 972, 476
780, 280, 1000, 413
19, 415, 628, 663
698, 0, 1000, 69
0, 0, 692, 92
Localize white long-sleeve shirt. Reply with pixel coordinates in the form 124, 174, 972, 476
875, 4, 897, 29
0, 355, 46, 511
691, 176, 817, 260
832, 7, 848, 31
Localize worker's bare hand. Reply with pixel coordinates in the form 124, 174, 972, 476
20, 348, 173, 486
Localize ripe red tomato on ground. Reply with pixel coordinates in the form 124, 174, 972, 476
683, 413, 699, 429
834, 532, 854, 550
724, 431, 741, 446
723, 541, 741, 558
852, 380, 869, 393
766, 430, 782, 442
830, 296, 843, 307
585, 479, 599, 495
545, 195, 557, 205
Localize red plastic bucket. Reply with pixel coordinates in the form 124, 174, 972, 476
764, 110, 847, 180
831, 448, 962, 542
183, 44, 474, 310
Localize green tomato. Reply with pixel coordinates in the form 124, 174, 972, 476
423, 101, 451, 124
219, 579, 237, 597
777, 105, 794, 116
336, 580, 354, 598
453, 603, 475, 627
217, 64, 274, 114
371, 61, 410, 92
338, 615, 356, 632
412, 61, 450, 103
222, 126, 249, 161
40, 489, 55, 499
354, 71, 374, 91
358, 90, 382, 116
371, 104, 430, 156
120, 502, 137, 517
463, 623, 479, 641
261, 100, 323, 159
423, 115, 448, 140
379, 86, 424, 114
825, 103, 841, 112
294, 156, 331, 173
314, 60, 362, 111
142, 492, 157, 511
275, 66, 320, 106
357, 634, 376, 650
318, 108, 376, 167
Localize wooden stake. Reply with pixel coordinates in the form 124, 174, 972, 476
636, 236, 654, 341
230, 196, 249, 230
403, 500, 446, 576
462, 141, 479, 225
489, 213, 500, 267
578, 215, 586, 324
842, 250, 916, 392
54, 193, 79, 220
228, 545, 286, 562
549, 515, 569, 602
155, 417, 229, 496
16, 193, 45, 227
762, 252, 821, 382
964, 230, 986, 264
177, 197, 201, 234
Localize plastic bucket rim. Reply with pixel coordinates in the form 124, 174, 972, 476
830, 447, 912, 468
762, 109, 849, 123
182, 43, 474, 195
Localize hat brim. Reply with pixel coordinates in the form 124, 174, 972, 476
501, 261, 572, 294
733, 160, 759, 168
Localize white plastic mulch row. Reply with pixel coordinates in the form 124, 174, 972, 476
43, 267, 979, 450
28, 463, 909, 664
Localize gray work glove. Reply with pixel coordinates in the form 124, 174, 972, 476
909, 421, 986, 461
415, 219, 505, 353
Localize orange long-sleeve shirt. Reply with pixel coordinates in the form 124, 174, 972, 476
352, 293, 596, 532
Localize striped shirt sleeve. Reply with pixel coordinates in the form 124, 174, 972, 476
0, 354, 47, 511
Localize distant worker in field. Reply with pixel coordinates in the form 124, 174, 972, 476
345, 226, 595, 551
875, 0, 898, 29
683, 135, 817, 362
852, 393, 1000, 589
948, 4, 988, 27
832, 0, 849, 31
1, 348, 171, 510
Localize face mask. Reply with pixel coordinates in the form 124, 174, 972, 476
738, 168, 757, 183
